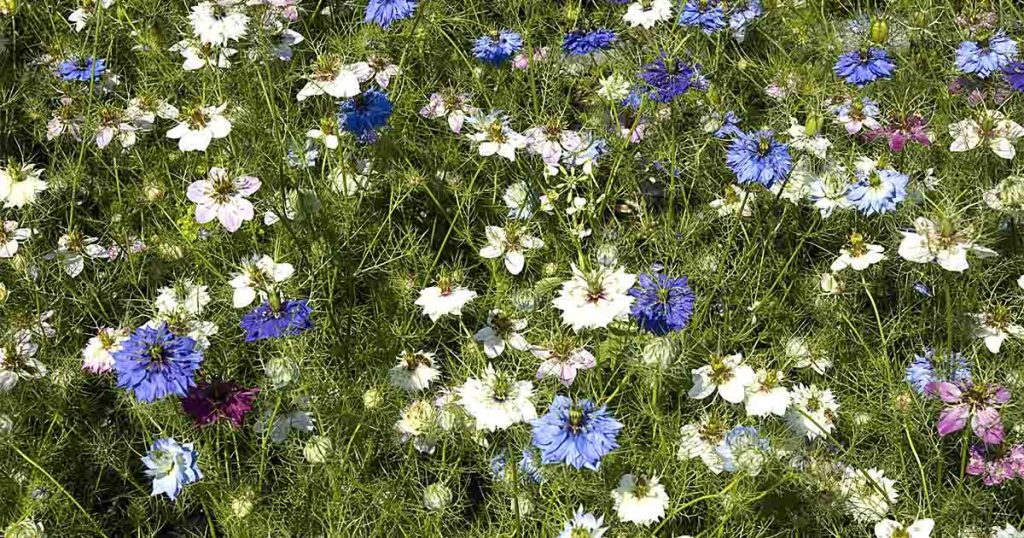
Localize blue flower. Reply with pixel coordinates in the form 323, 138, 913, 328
142, 438, 202, 501
728, 0, 762, 41
640, 54, 705, 103
833, 48, 896, 87
112, 323, 203, 402
711, 111, 742, 139
531, 395, 622, 470
364, 0, 416, 28
1003, 61, 1024, 91
489, 449, 545, 483
473, 30, 523, 66
679, 0, 726, 33
845, 167, 908, 215
56, 57, 106, 82
716, 426, 769, 475
912, 282, 933, 298
240, 298, 313, 342
905, 349, 971, 395
562, 29, 616, 56
957, 33, 1018, 79
628, 273, 696, 336
338, 89, 392, 143
725, 129, 792, 188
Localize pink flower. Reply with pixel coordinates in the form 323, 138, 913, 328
533, 345, 596, 386
186, 167, 261, 232
966, 443, 1024, 486
927, 380, 1010, 444
865, 115, 932, 152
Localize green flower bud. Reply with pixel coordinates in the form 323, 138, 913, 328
870, 18, 889, 45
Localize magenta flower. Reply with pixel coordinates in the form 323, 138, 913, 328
532, 345, 596, 386
864, 115, 932, 152
927, 381, 1010, 444
966, 443, 1024, 486
181, 381, 260, 427
186, 167, 261, 233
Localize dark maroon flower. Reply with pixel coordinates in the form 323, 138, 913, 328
864, 115, 932, 152
182, 381, 260, 427
926, 380, 1010, 444
966, 443, 1024, 486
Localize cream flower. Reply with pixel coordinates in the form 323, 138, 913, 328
0, 163, 47, 208
874, 519, 934, 538
623, 0, 673, 28
949, 110, 1024, 159
787, 384, 838, 440
552, 263, 636, 332
296, 61, 372, 101
389, 351, 441, 392
897, 217, 997, 272
610, 474, 669, 526
479, 225, 544, 275
744, 369, 790, 417
228, 254, 294, 308
166, 104, 232, 152
473, 309, 529, 358
830, 233, 885, 271
81, 327, 128, 374
466, 113, 527, 161
415, 281, 477, 322
971, 309, 1023, 354
710, 185, 755, 217
688, 353, 756, 404
457, 364, 536, 432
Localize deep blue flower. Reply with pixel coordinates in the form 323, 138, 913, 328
957, 33, 1018, 79
833, 48, 896, 87
531, 395, 622, 470
364, 0, 416, 28
728, 0, 762, 41
679, 0, 726, 33
473, 30, 523, 66
845, 167, 908, 215
906, 349, 972, 395
725, 129, 792, 188
56, 57, 106, 82
628, 273, 696, 336
640, 54, 706, 103
142, 437, 202, 501
716, 425, 770, 475
562, 29, 616, 56
1003, 61, 1024, 91
338, 89, 392, 142
112, 323, 203, 403
240, 298, 313, 342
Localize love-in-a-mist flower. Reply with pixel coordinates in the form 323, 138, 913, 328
457, 364, 536, 431
865, 115, 932, 152
557, 506, 608, 538
533, 343, 596, 386
897, 217, 998, 272
624, 0, 673, 28
466, 112, 527, 161
640, 54, 704, 102
552, 263, 636, 332
170, 39, 237, 71
0, 334, 46, 393
82, 327, 128, 374
1004, 61, 1024, 92
678, 0, 725, 33
240, 298, 313, 341
834, 48, 895, 86
473, 309, 529, 358
166, 104, 231, 152
0, 220, 31, 258
338, 89, 392, 142
830, 233, 885, 271
846, 165, 908, 215
562, 29, 616, 57
628, 272, 695, 335
415, 278, 477, 322
0, 162, 47, 208
949, 110, 1024, 159
831, 97, 881, 134
182, 381, 259, 427
610, 474, 669, 526
984, 175, 1024, 213
472, 30, 523, 66
57, 57, 106, 82
956, 33, 1018, 78
364, 0, 416, 28
874, 519, 935, 538
479, 225, 544, 275
786, 117, 831, 159
142, 438, 202, 501
966, 443, 1024, 486
297, 59, 372, 101
69, 0, 114, 32
787, 383, 838, 440
840, 467, 898, 523
728, 0, 762, 41
744, 369, 790, 417
52, 232, 108, 277
971, 307, 1023, 354
905, 349, 971, 394
688, 352, 755, 404
677, 415, 727, 473
531, 395, 622, 470
229, 255, 294, 308
710, 184, 756, 217
726, 130, 792, 188
927, 380, 1010, 444
716, 425, 770, 475
305, 117, 340, 150
186, 167, 260, 233
189, 1, 248, 46
112, 322, 203, 402
389, 350, 441, 391
420, 92, 478, 134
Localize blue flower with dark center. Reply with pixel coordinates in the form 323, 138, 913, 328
142, 437, 202, 501
531, 395, 622, 470
640, 54, 706, 103
833, 48, 896, 87
56, 57, 106, 82
338, 89, 392, 142
845, 167, 908, 215
562, 29, 617, 56
364, 0, 417, 28
112, 322, 203, 402
679, 0, 726, 34
906, 349, 972, 394
473, 30, 523, 66
1003, 61, 1024, 91
240, 298, 313, 342
957, 33, 1018, 79
725, 129, 792, 188
628, 273, 696, 336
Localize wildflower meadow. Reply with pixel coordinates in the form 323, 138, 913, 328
5, 0, 1024, 536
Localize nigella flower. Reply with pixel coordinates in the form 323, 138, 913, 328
530, 395, 623, 470
703, 110, 742, 139
833, 48, 896, 87
716, 425, 770, 475
640, 54, 705, 103
956, 33, 1018, 79
846, 167, 908, 215
338, 89, 392, 143
678, 0, 726, 34
562, 29, 616, 56
240, 298, 313, 342
56, 57, 106, 82
473, 30, 523, 66
831, 97, 881, 135
905, 349, 971, 395
628, 273, 696, 335
728, 0, 762, 41
364, 0, 417, 28
181, 381, 259, 427
966, 443, 1024, 486
1003, 61, 1024, 91
112, 323, 203, 402
490, 449, 544, 483
142, 438, 202, 501
186, 167, 260, 233
725, 130, 792, 188
927, 380, 1010, 444
864, 115, 932, 152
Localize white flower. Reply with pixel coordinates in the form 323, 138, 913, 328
786, 336, 832, 373
557, 506, 608, 538
949, 110, 1024, 159
166, 104, 232, 152
457, 364, 536, 432
296, 61, 372, 101
610, 474, 669, 526
677, 420, 725, 473
125, 97, 178, 131
255, 399, 315, 443
787, 117, 831, 159
419, 92, 479, 134
306, 120, 340, 150
170, 39, 237, 71
397, 399, 439, 454
154, 280, 211, 318
473, 309, 529, 358
807, 164, 852, 217
623, 0, 673, 28
0, 163, 48, 208
81, 327, 128, 374
1019, 274, 1024, 289
897, 217, 997, 272
710, 185, 755, 217
68, 0, 113, 32
0, 334, 46, 392
368, 57, 399, 88
189, 1, 249, 46
744, 369, 790, 417
787, 384, 838, 440
552, 263, 636, 332
415, 281, 477, 322
818, 272, 845, 295
840, 467, 898, 524
971, 310, 1023, 354
830, 234, 885, 271
597, 73, 631, 100
479, 225, 544, 275
466, 113, 527, 161
228, 254, 294, 308
533, 345, 596, 386
51, 232, 108, 277
688, 353, 756, 404
992, 524, 1024, 538
389, 351, 441, 392
875, 519, 934, 538
0, 221, 32, 258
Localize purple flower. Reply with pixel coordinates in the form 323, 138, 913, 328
640, 54, 705, 103
833, 48, 896, 87
562, 29, 616, 56
927, 381, 1010, 444
240, 298, 313, 341
628, 273, 696, 335
956, 33, 1018, 79
182, 381, 260, 427
679, 0, 726, 33
905, 349, 971, 394
864, 115, 931, 152
966, 443, 1024, 486
725, 129, 792, 188
186, 167, 260, 233
1003, 61, 1024, 91
530, 395, 622, 470
57, 57, 106, 82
